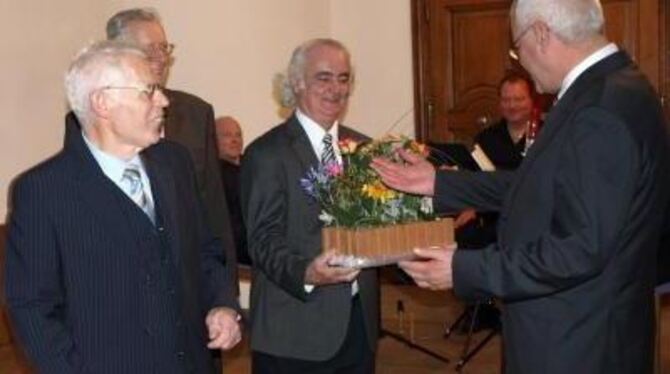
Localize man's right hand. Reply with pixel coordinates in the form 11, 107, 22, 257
304, 250, 360, 286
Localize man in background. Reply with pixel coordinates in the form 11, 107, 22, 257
106, 8, 239, 297
475, 72, 536, 170
241, 38, 378, 373
373, 0, 670, 372
5, 40, 240, 374
215, 116, 250, 265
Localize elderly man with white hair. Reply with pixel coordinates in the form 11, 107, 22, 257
4, 40, 241, 374
373, 0, 670, 372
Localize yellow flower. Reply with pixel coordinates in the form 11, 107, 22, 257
362, 181, 397, 203
338, 138, 359, 154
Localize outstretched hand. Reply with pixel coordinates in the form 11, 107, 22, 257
371, 148, 436, 196
398, 243, 457, 290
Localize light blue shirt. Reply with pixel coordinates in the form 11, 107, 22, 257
82, 132, 156, 209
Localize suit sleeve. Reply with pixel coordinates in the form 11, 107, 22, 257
198, 104, 239, 300
434, 169, 516, 213
4, 177, 82, 373
240, 144, 313, 301
453, 107, 639, 301
173, 146, 240, 311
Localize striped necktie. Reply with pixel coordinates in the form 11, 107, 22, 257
120, 166, 155, 224
321, 133, 336, 166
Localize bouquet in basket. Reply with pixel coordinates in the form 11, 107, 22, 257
300, 136, 453, 268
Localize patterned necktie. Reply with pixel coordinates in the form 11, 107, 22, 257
120, 166, 155, 224
321, 133, 336, 166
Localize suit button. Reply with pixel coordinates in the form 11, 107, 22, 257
157, 226, 165, 232
176, 351, 185, 360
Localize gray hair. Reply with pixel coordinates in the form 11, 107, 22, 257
106, 7, 162, 40
278, 38, 352, 108
512, 0, 604, 44
64, 40, 147, 126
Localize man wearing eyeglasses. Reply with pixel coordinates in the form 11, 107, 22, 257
104, 8, 240, 305
373, 0, 669, 373
5, 41, 241, 373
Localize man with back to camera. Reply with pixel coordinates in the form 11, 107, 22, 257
240, 38, 379, 373
372, 0, 670, 372
4, 40, 241, 374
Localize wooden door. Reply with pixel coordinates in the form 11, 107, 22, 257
412, 0, 667, 144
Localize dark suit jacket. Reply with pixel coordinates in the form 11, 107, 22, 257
240, 115, 379, 360
164, 89, 239, 297
434, 51, 670, 373
5, 116, 236, 373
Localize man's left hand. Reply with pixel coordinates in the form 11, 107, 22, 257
398, 244, 457, 290
205, 307, 242, 350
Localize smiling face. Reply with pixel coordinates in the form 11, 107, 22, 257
499, 80, 533, 127
294, 44, 352, 130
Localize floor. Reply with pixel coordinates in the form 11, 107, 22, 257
2, 282, 669, 374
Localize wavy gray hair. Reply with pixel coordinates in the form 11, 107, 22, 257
64, 40, 147, 126
106, 7, 162, 40
278, 38, 352, 108
512, 0, 604, 43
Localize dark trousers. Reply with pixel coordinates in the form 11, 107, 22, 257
252, 296, 375, 374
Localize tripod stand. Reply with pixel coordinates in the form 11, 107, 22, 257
444, 300, 501, 371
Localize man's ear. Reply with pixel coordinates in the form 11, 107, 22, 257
291, 77, 306, 92
533, 21, 552, 53
89, 89, 112, 120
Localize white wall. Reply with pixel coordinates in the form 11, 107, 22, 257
0, 0, 413, 221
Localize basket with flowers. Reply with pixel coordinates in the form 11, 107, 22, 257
300, 136, 454, 268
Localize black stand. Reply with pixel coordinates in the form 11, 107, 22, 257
444, 300, 500, 371
381, 328, 450, 364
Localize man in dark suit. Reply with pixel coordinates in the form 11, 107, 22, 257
106, 8, 239, 297
373, 0, 670, 372
4, 41, 241, 373
240, 38, 379, 373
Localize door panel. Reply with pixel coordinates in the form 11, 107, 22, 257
412, 0, 665, 144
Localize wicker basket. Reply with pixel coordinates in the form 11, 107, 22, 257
322, 218, 454, 268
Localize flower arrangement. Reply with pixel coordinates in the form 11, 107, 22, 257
300, 136, 434, 228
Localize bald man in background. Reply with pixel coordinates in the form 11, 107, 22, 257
215, 116, 250, 265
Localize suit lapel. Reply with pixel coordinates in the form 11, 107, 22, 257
65, 117, 140, 254
286, 115, 320, 171
285, 115, 324, 217
142, 149, 182, 265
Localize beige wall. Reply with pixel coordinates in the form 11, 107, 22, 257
0, 0, 413, 221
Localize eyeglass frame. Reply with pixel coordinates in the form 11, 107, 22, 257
144, 42, 175, 57
99, 83, 164, 99
508, 22, 535, 61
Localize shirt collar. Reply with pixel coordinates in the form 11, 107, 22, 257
557, 43, 618, 99
295, 109, 340, 162
82, 131, 144, 183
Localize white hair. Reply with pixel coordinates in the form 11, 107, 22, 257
106, 7, 162, 41
64, 40, 147, 126
512, 0, 604, 43
278, 38, 352, 108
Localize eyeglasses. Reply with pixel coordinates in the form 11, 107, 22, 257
508, 23, 534, 61
144, 43, 175, 57
100, 83, 164, 99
